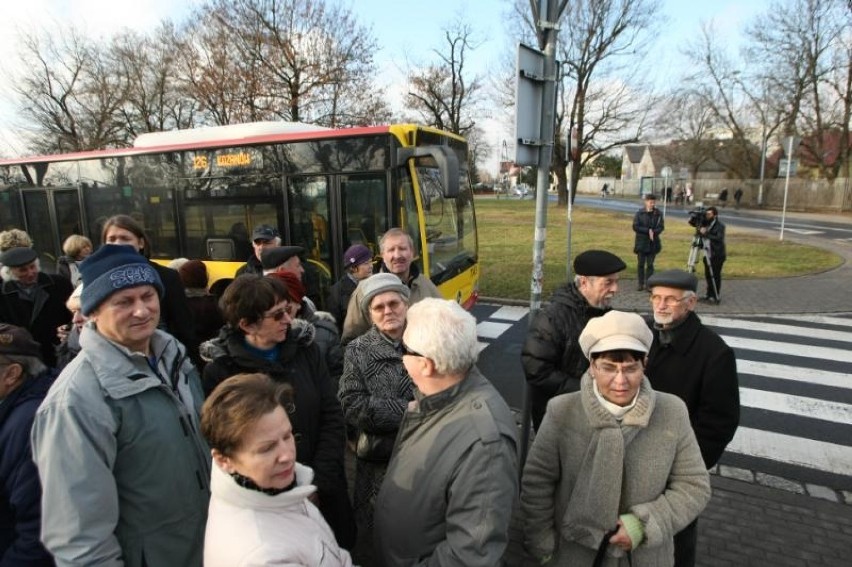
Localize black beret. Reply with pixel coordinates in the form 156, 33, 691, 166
0, 246, 37, 267
260, 246, 304, 270
573, 250, 626, 276
646, 269, 698, 292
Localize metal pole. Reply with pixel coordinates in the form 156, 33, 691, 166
779, 136, 794, 241
662, 172, 669, 219
566, 163, 574, 280
758, 130, 767, 207
520, 0, 564, 475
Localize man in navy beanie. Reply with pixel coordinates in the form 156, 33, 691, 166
32, 244, 211, 567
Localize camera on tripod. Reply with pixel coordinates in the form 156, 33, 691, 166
687, 206, 708, 229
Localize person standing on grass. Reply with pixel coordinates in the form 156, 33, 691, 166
522, 250, 627, 431
632, 193, 664, 292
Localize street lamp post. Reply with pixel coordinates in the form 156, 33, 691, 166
758, 128, 767, 207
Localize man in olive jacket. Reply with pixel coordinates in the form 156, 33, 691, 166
521, 250, 626, 430
645, 269, 740, 567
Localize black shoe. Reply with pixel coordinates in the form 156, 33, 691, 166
637, 284, 645, 291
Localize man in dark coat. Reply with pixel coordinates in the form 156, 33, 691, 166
0, 324, 57, 566
699, 207, 726, 303
645, 269, 740, 567
236, 224, 281, 277
521, 250, 626, 430
633, 193, 664, 291
0, 247, 72, 368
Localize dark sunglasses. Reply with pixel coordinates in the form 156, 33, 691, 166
263, 308, 289, 322
401, 341, 425, 358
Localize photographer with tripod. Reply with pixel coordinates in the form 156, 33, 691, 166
686, 206, 726, 304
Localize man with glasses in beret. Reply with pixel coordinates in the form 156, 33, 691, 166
522, 249, 626, 430
644, 269, 740, 567
0, 246, 73, 368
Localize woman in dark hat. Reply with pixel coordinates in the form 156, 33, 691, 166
325, 244, 373, 331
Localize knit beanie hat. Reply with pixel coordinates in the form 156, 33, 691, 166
79, 244, 164, 316
359, 273, 410, 313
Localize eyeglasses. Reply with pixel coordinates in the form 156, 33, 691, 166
649, 294, 690, 307
401, 341, 425, 358
263, 308, 290, 322
370, 299, 403, 314
593, 361, 643, 379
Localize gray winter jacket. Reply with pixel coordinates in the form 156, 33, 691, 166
374, 367, 518, 566
31, 325, 211, 567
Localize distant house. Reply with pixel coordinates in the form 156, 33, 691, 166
766, 130, 852, 179
621, 143, 730, 181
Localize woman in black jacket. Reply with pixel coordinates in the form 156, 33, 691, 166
202, 275, 355, 550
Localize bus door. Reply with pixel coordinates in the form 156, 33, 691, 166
20, 188, 82, 272
338, 173, 388, 273
286, 175, 333, 307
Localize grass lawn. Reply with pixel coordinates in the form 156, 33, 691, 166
475, 197, 843, 300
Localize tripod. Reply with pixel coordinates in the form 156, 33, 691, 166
686, 231, 720, 301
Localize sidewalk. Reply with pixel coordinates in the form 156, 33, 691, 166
489, 217, 852, 565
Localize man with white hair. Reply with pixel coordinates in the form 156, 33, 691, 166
374, 298, 518, 566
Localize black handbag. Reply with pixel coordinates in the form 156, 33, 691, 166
354, 430, 396, 462
592, 527, 633, 567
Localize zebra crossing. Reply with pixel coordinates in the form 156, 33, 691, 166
472, 305, 852, 491
701, 314, 852, 487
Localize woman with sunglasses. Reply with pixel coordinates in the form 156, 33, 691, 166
202, 274, 355, 551
337, 273, 415, 564
520, 310, 711, 566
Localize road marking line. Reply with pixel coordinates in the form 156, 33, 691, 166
760, 314, 852, 328
784, 229, 824, 235
737, 359, 850, 389
702, 316, 852, 342
740, 388, 852, 426
489, 306, 529, 322
476, 321, 512, 339
719, 335, 852, 363
727, 427, 852, 477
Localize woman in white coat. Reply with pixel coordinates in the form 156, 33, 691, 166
201, 372, 353, 567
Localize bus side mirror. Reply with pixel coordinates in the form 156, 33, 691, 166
397, 146, 459, 198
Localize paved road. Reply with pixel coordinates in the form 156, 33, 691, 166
473, 304, 852, 493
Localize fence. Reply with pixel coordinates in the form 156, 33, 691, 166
577, 177, 852, 212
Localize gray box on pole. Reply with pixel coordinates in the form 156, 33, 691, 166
515, 43, 545, 166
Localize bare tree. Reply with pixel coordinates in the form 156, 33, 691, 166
744, 0, 851, 180
111, 24, 200, 137
511, 0, 662, 205
405, 21, 483, 136
13, 28, 129, 153
194, 0, 388, 126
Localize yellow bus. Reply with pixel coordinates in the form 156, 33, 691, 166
0, 122, 479, 309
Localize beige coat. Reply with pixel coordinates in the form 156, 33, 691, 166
521, 374, 711, 567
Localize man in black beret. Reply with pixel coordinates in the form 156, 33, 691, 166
0, 247, 72, 367
521, 249, 626, 430
260, 245, 305, 279
645, 269, 740, 567
633, 193, 664, 291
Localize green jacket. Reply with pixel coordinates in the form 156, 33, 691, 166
32, 325, 211, 567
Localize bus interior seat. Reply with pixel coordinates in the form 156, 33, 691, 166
206, 238, 235, 260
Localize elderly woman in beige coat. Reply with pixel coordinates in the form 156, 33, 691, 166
521, 310, 711, 566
